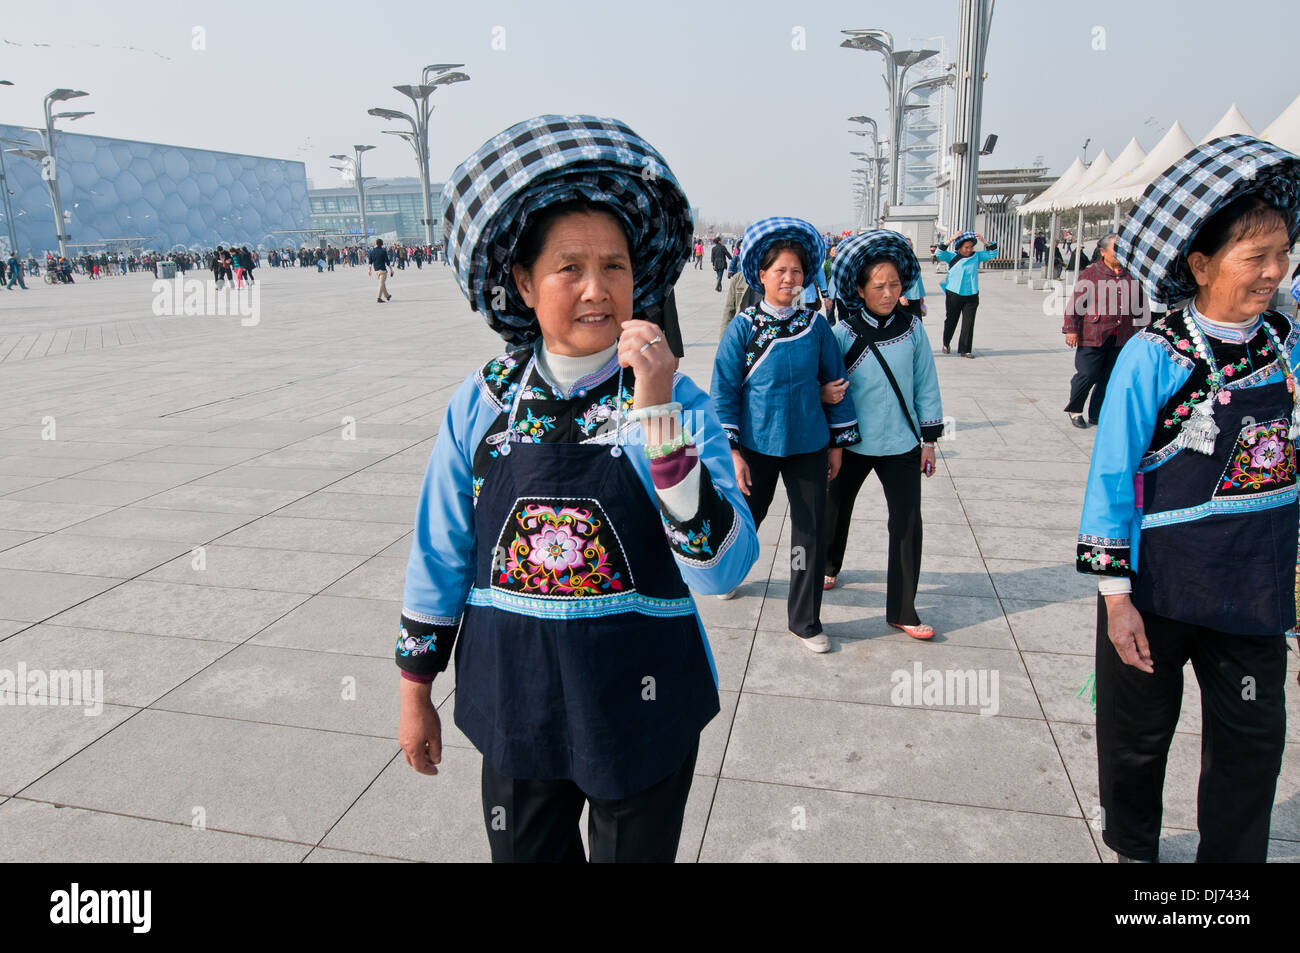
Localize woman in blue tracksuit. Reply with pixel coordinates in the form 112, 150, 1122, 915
711, 217, 860, 653
935, 230, 998, 357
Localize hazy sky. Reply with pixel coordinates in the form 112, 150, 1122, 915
2, 0, 1296, 231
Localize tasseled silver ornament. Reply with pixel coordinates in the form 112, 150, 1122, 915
1176, 398, 1220, 455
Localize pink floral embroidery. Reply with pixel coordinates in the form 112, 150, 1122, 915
1217, 390, 1232, 405
498, 504, 625, 596
1174, 339, 1191, 350
1220, 422, 1296, 494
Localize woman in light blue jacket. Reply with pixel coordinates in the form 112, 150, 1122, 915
823, 230, 944, 639
936, 230, 998, 357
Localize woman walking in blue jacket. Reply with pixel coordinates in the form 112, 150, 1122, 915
936, 230, 998, 357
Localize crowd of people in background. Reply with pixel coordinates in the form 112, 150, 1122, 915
0, 239, 453, 292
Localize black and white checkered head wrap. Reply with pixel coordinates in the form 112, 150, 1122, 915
441, 115, 693, 346
1118, 134, 1300, 305
829, 229, 920, 316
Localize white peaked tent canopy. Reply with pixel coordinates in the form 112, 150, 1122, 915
1041, 149, 1111, 212
1262, 92, 1300, 154
1199, 102, 1255, 143
1017, 157, 1089, 215
1067, 137, 1147, 209
1098, 121, 1197, 206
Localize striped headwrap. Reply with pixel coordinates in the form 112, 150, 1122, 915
1119, 134, 1300, 305
738, 217, 826, 295
441, 114, 693, 346
829, 229, 921, 316
951, 230, 977, 247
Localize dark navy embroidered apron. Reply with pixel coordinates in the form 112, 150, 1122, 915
1135, 374, 1298, 634
454, 382, 720, 800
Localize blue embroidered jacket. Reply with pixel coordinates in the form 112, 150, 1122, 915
1077, 308, 1299, 580
711, 304, 861, 457
397, 343, 760, 677
833, 309, 944, 456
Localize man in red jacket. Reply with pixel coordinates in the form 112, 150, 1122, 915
1062, 233, 1143, 428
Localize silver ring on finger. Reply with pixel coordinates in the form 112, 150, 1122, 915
638, 335, 662, 354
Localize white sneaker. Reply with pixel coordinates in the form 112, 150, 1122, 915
717, 586, 739, 601
798, 632, 831, 653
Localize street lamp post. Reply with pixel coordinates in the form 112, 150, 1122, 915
841, 33, 938, 212
41, 88, 91, 258
371, 68, 469, 247
0, 81, 19, 256
330, 144, 375, 239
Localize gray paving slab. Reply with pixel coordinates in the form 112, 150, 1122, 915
46, 580, 308, 642
722, 692, 1079, 816
699, 778, 1098, 863
21, 709, 396, 843
142, 544, 366, 594
0, 624, 231, 707
64, 505, 253, 542
0, 798, 310, 862
0, 568, 124, 622
0, 692, 138, 796
214, 515, 408, 556
249, 593, 398, 658
0, 533, 188, 577
153, 643, 397, 737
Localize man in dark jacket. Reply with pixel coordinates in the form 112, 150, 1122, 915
368, 239, 393, 303
710, 237, 729, 292
1061, 233, 1142, 427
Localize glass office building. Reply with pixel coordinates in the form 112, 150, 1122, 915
0, 122, 311, 256
308, 177, 444, 245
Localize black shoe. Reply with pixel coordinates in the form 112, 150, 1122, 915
1068, 413, 1088, 429
960, 352, 974, 359
377, 298, 385, 303
942, 345, 951, 354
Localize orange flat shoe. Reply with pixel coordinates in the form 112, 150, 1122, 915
890, 621, 935, 640
823, 576, 837, 590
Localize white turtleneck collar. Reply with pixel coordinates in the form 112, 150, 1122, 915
1188, 299, 1261, 343
536, 341, 618, 394
759, 299, 798, 320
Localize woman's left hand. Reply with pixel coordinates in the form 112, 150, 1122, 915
920, 444, 937, 477
828, 447, 842, 482
618, 319, 677, 409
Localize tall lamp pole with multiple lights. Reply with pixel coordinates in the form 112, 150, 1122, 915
41, 88, 93, 257
330, 144, 376, 239
369, 65, 469, 247
841, 31, 938, 213
0, 81, 19, 256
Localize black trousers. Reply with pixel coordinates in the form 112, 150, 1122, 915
1063, 336, 1120, 422
825, 446, 923, 625
901, 298, 924, 321
741, 445, 828, 637
1095, 596, 1286, 862
942, 291, 979, 354
480, 740, 698, 863
714, 266, 725, 291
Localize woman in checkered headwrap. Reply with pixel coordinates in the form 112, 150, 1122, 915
1078, 134, 1300, 863
934, 229, 998, 357
394, 115, 759, 862
710, 217, 861, 654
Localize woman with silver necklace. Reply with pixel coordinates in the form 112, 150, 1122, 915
1077, 134, 1300, 863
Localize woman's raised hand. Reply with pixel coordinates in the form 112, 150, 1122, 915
618, 319, 677, 409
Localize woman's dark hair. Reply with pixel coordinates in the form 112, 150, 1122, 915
1188, 194, 1290, 261
758, 239, 809, 274
854, 255, 902, 290
513, 199, 631, 271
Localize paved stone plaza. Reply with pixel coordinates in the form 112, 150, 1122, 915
0, 261, 1297, 863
